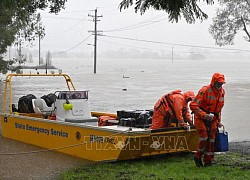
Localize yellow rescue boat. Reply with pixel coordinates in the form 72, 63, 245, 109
0, 74, 198, 162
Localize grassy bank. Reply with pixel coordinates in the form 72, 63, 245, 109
59, 152, 249, 180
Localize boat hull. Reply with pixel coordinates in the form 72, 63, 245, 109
0, 113, 198, 162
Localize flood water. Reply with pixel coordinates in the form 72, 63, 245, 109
44, 57, 249, 142
0, 57, 250, 179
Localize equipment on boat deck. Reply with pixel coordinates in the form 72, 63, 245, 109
41, 93, 57, 107
53, 91, 98, 126
18, 94, 37, 113
117, 110, 153, 128
32, 98, 53, 115
18, 93, 57, 114
98, 115, 118, 126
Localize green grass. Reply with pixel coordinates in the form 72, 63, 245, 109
59, 152, 250, 180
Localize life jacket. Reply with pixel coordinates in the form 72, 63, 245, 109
154, 90, 189, 121
154, 90, 181, 117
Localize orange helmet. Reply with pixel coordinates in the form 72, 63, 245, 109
184, 90, 195, 101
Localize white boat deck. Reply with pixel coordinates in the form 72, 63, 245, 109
99, 125, 150, 132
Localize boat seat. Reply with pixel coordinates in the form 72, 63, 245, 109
32, 98, 53, 114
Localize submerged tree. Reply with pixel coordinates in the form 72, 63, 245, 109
0, 0, 67, 72
119, 0, 215, 23
209, 0, 250, 46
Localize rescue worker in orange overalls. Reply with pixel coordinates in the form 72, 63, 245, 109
190, 72, 225, 167
150, 90, 195, 129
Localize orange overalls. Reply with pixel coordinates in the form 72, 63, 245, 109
150, 90, 192, 129
190, 74, 225, 164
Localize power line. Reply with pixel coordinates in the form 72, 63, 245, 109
103, 35, 250, 52
45, 19, 87, 36
100, 8, 118, 14
54, 10, 91, 13
99, 39, 167, 52
96, 4, 119, 9
51, 34, 92, 54
103, 14, 167, 32
99, 39, 246, 54
63, 19, 87, 33
42, 16, 88, 21
102, 9, 134, 15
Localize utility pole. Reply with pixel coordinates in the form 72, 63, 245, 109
9, 46, 11, 60
88, 8, 102, 74
172, 46, 174, 63
38, 33, 41, 66
45, 52, 48, 74
18, 36, 22, 64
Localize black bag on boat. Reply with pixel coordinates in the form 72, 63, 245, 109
117, 109, 153, 128
136, 110, 152, 127
18, 94, 36, 113
41, 93, 57, 107
119, 118, 136, 127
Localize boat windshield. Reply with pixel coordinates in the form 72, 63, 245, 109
56, 91, 88, 100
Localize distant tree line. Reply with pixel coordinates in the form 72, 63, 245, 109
1, 0, 249, 73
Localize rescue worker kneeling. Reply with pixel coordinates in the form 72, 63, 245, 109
150, 90, 195, 129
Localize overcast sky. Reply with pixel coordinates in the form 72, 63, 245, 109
31, 0, 250, 56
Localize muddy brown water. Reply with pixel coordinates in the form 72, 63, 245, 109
0, 125, 91, 180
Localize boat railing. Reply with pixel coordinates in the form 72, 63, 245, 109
2, 74, 76, 114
